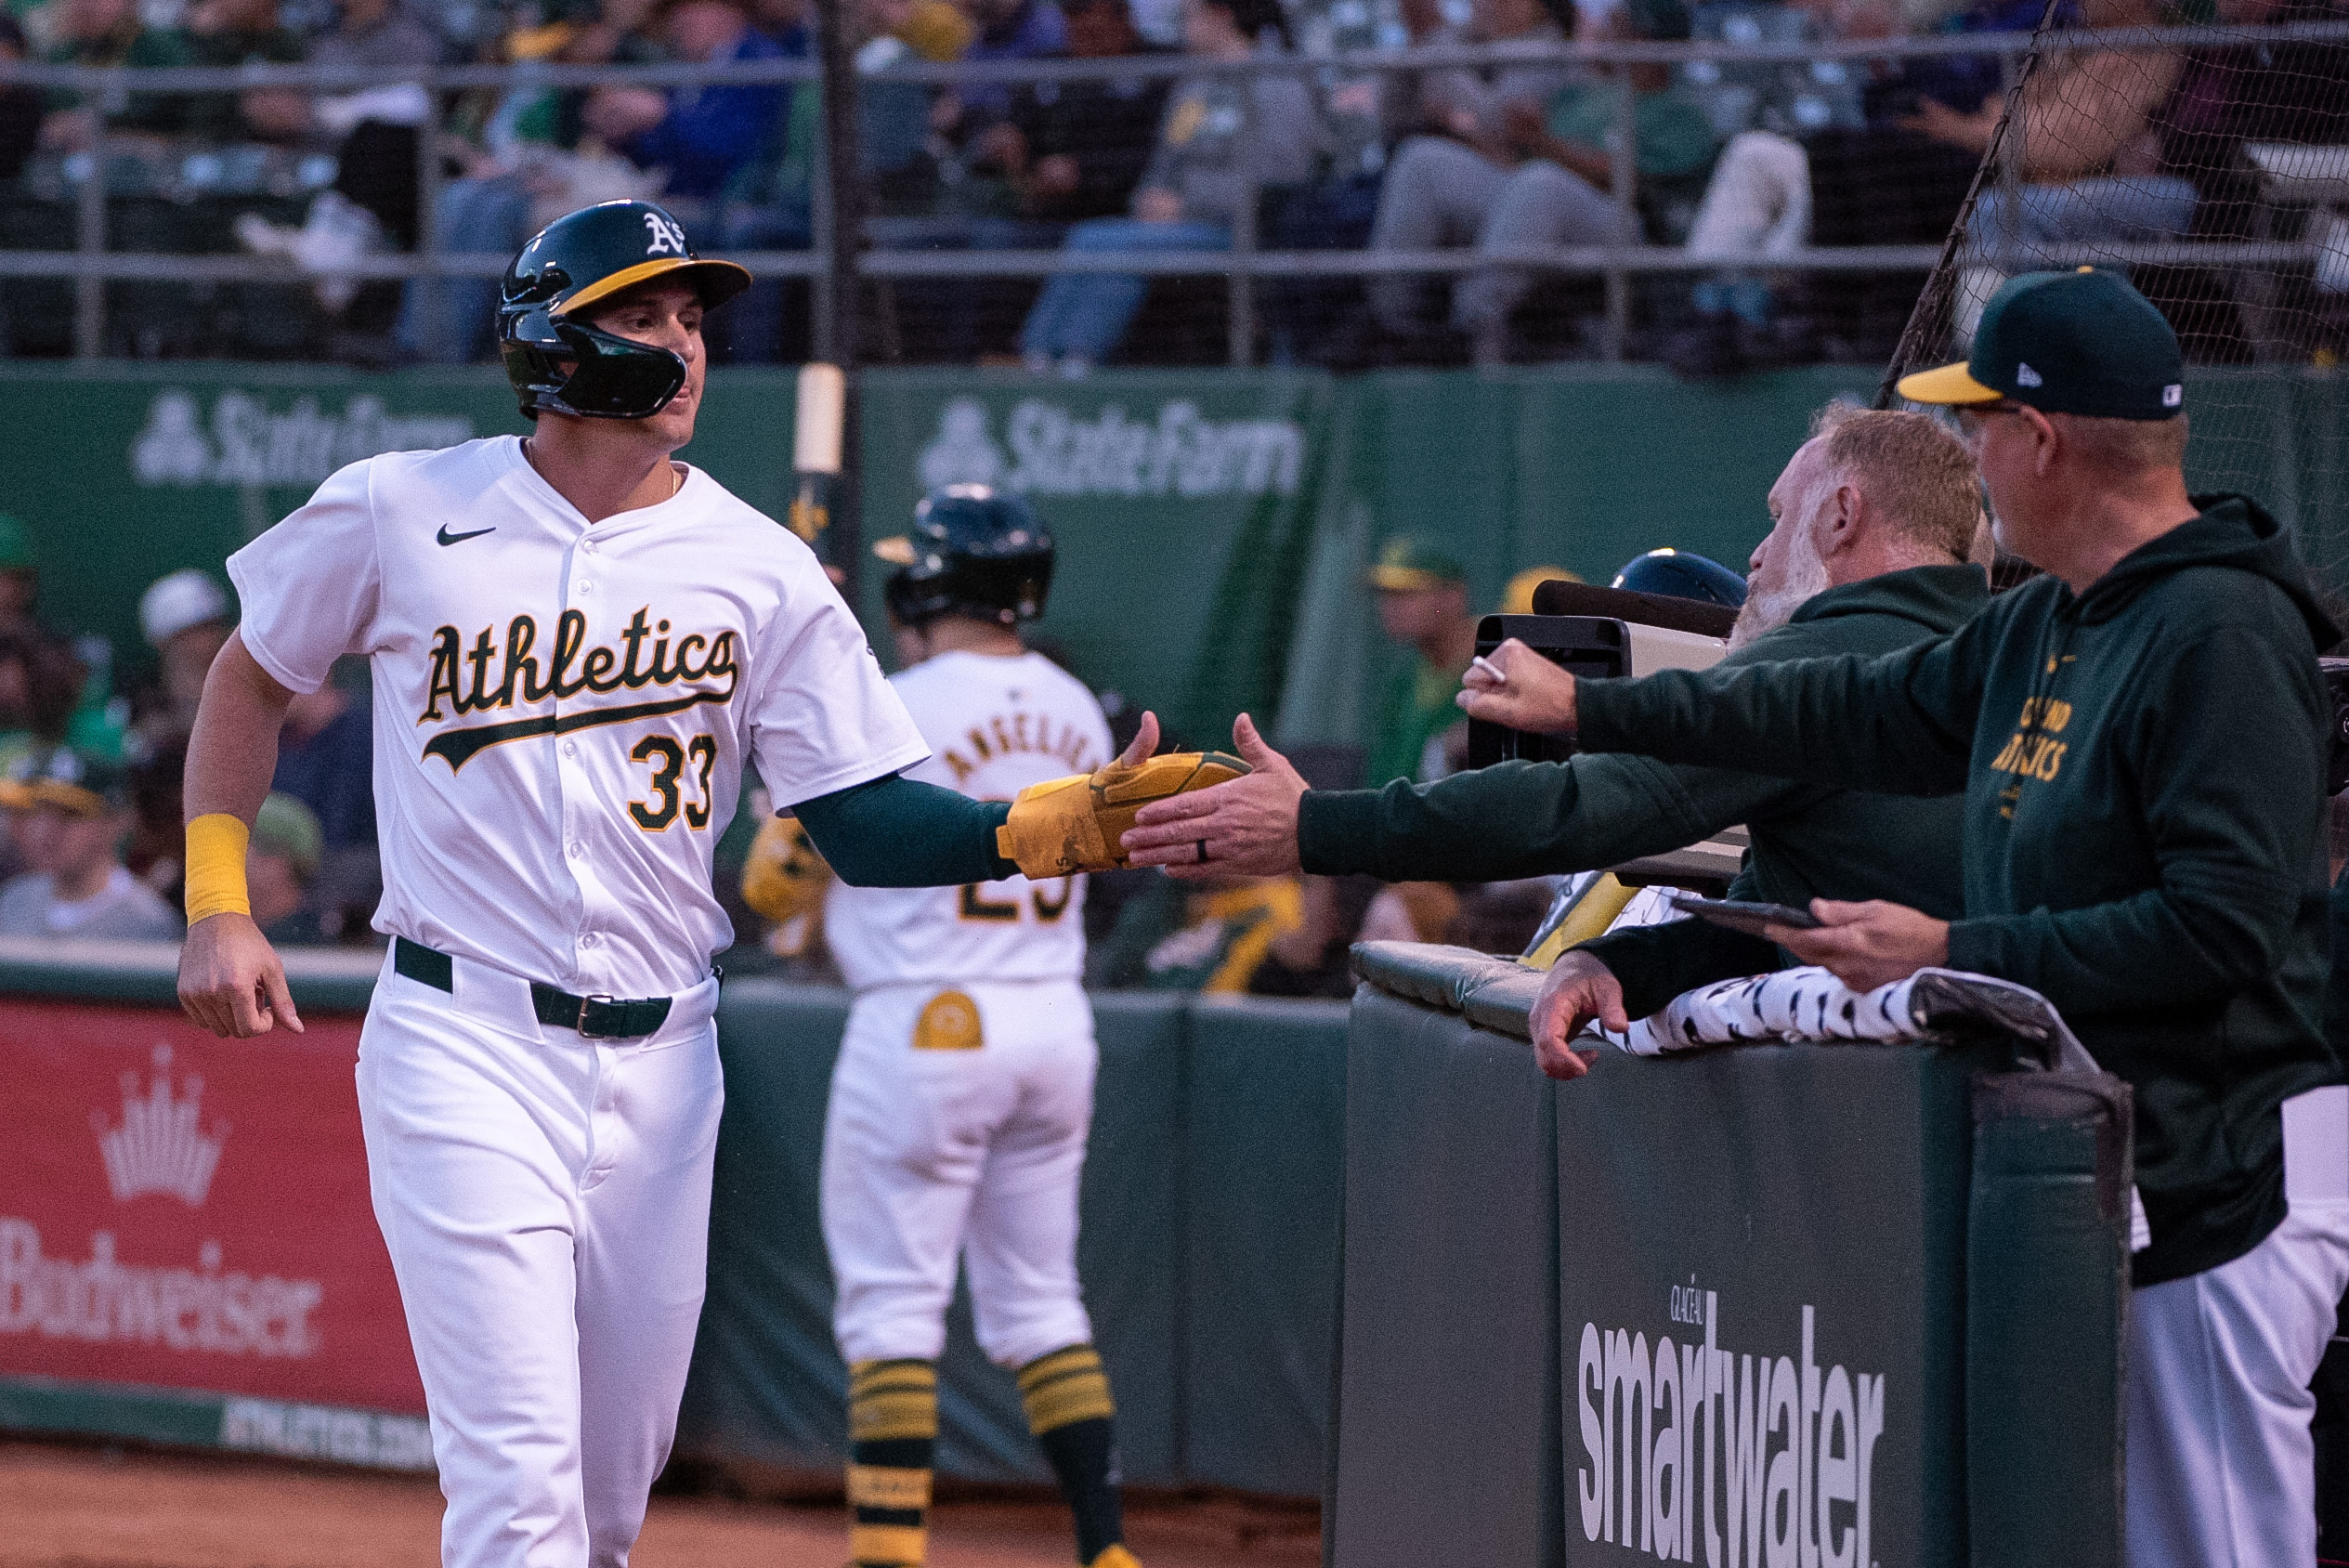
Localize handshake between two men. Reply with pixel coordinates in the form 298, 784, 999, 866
1114, 634, 1952, 1082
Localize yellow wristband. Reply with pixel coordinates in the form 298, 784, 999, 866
185, 813, 252, 924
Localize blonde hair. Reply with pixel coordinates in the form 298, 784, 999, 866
1808, 403, 1982, 562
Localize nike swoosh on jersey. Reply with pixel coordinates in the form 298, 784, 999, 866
423, 688, 731, 771
436, 524, 497, 546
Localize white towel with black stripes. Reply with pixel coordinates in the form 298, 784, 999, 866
1595, 964, 2101, 1076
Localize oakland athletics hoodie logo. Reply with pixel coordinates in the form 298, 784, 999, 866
418, 606, 738, 770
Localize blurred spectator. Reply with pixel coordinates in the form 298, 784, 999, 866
1016, 0, 1325, 372
1443, 875, 1556, 953
1363, 536, 1476, 785
715, 0, 928, 359
1941, 0, 2188, 330
1664, 0, 2030, 372
1086, 869, 1303, 988
1360, 0, 1716, 365
234, 0, 442, 333
946, 0, 1071, 134
184, 0, 312, 147
1246, 870, 1380, 996
131, 569, 233, 751
1394, 0, 1574, 150
0, 16, 44, 181
39, 0, 195, 150
892, 0, 974, 56
1358, 879, 1460, 942
1959, 0, 2349, 361
0, 746, 179, 941
248, 791, 333, 943
992, 0, 1171, 226
0, 516, 40, 638
0, 629, 97, 775
271, 660, 375, 848
580, 0, 801, 205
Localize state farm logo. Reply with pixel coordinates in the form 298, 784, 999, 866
95, 1046, 226, 1208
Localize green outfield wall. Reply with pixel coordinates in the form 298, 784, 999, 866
8, 362, 2339, 762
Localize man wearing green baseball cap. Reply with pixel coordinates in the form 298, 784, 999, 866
1458, 268, 2349, 1567
1364, 536, 1478, 785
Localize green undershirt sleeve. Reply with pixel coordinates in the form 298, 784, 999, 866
790, 773, 1018, 887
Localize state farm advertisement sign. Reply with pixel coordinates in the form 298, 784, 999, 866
0, 999, 424, 1414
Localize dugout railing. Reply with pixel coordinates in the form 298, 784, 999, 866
2, 20, 2344, 362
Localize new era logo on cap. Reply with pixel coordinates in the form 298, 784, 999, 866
2016, 363, 2042, 387
2163, 385, 2183, 407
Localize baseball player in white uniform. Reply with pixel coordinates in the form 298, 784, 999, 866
744, 488, 1138, 1568
174, 201, 1239, 1568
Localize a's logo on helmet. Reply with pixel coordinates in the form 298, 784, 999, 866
644, 212, 688, 256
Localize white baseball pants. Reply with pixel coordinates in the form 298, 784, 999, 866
357, 952, 724, 1568
822, 979, 1097, 1370
2125, 1086, 2349, 1567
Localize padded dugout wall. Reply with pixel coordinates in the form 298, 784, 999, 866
1331, 942, 2134, 1568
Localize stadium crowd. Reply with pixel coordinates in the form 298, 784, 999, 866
2, 0, 2342, 367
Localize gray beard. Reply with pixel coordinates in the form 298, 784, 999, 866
1728, 543, 1829, 651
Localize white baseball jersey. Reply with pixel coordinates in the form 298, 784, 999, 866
228, 435, 929, 997
824, 649, 1112, 989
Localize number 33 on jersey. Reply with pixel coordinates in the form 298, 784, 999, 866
226, 435, 929, 1000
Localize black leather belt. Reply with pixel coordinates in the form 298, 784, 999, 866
393, 937, 675, 1040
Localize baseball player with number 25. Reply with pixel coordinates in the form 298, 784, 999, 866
173, 199, 1243, 1568
744, 489, 1229, 1568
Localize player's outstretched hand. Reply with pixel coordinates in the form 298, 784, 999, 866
1121, 713, 1308, 879
1768, 899, 1949, 995
178, 911, 303, 1039
1455, 636, 1579, 734
1113, 709, 1160, 769
1527, 948, 1622, 1080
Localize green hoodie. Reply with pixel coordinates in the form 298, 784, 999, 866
1300, 564, 1990, 1010
1576, 495, 2345, 1286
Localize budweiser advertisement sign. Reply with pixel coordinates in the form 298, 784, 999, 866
0, 999, 425, 1417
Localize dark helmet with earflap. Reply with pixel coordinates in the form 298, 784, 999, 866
497, 200, 750, 421
876, 487, 1056, 629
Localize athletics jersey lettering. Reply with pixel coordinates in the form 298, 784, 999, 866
826, 650, 1112, 990
226, 435, 928, 998
418, 608, 741, 770
938, 710, 1097, 785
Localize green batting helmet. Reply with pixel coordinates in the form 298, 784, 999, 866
875, 487, 1056, 629
498, 200, 751, 421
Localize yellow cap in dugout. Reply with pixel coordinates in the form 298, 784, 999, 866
1897, 268, 2186, 421
1366, 536, 1468, 592
0, 745, 126, 817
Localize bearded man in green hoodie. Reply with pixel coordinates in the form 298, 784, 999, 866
1116, 405, 1990, 1020
1463, 268, 2349, 1568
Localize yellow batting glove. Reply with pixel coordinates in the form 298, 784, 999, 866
742, 816, 833, 923
996, 750, 1251, 878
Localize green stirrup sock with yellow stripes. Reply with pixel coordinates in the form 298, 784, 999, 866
847, 1358, 939, 1567
1018, 1343, 1128, 1564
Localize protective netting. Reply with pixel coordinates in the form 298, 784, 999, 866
1880, 1, 2349, 597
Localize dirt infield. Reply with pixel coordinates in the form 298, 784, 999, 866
0, 1441, 1321, 1568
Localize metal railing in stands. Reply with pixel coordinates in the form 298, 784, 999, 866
1, 19, 2342, 361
